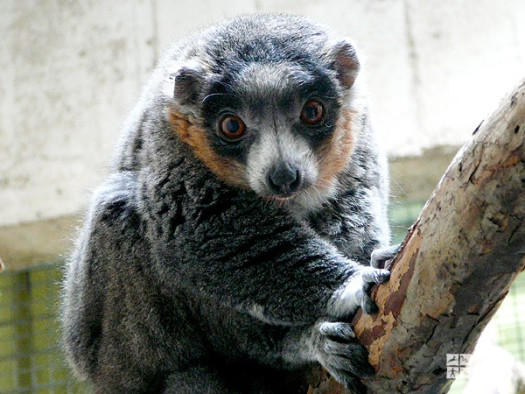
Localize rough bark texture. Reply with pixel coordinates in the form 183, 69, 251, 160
309, 78, 525, 393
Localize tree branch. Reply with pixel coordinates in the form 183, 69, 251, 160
309, 77, 525, 393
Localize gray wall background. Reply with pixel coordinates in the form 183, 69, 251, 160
1, 0, 524, 227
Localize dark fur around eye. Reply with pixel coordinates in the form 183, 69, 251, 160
200, 66, 341, 160
218, 114, 246, 141
300, 100, 325, 125
199, 76, 252, 164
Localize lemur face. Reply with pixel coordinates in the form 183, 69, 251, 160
169, 16, 360, 211
201, 62, 343, 200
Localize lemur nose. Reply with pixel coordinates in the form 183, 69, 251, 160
267, 163, 302, 196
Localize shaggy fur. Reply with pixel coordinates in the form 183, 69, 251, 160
61, 14, 394, 393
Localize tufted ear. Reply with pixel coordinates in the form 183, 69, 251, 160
172, 66, 204, 106
330, 41, 360, 89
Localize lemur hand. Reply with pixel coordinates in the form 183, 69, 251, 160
315, 321, 373, 393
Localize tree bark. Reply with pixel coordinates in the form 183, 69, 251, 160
309, 77, 525, 393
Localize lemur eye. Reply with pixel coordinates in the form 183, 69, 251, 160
219, 115, 246, 141
300, 100, 324, 125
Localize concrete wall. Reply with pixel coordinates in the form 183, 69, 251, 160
1, 0, 524, 227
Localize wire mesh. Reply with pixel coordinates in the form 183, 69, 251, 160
0, 264, 88, 393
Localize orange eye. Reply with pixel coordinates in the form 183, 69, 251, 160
300, 100, 324, 125
219, 115, 246, 140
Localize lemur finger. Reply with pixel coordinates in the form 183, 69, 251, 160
361, 266, 390, 284
345, 376, 368, 394
370, 244, 401, 268
319, 322, 356, 341
384, 258, 396, 271
360, 291, 379, 315
323, 341, 375, 377
324, 367, 367, 394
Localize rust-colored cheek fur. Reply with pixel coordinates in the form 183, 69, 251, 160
317, 109, 356, 191
168, 109, 250, 189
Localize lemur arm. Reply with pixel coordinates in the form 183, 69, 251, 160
64, 172, 388, 345
167, 196, 390, 326
61, 172, 145, 379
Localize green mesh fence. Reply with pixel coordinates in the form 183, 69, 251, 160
494, 274, 525, 364
0, 264, 88, 393
0, 202, 523, 392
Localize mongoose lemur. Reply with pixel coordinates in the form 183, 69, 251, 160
61, 14, 398, 393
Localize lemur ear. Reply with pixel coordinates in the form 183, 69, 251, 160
330, 41, 360, 89
172, 66, 204, 106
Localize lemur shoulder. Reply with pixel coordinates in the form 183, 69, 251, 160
61, 14, 398, 393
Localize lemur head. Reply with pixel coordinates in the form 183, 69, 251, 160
168, 14, 363, 213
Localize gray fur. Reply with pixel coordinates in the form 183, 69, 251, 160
61, 14, 394, 393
